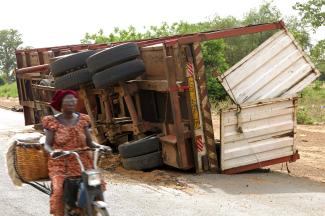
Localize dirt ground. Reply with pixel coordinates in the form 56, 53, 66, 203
0, 97, 21, 111
1, 107, 325, 215
1, 97, 324, 187
270, 125, 325, 183
97, 123, 325, 192
98, 154, 190, 191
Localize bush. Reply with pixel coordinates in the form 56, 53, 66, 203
297, 107, 313, 124
0, 76, 4, 86
0, 82, 18, 97
298, 82, 325, 124
313, 80, 322, 90
207, 76, 228, 102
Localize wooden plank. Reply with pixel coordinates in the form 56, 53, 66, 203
32, 84, 55, 91
129, 80, 169, 91
21, 100, 35, 107
34, 100, 51, 106
79, 88, 101, 138
101, 91, 113, 124
120, 82, 143, 135
164, 48, 191, 169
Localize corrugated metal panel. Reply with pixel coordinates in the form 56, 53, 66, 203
218, 30, 320, 104
220, 98, 296, 171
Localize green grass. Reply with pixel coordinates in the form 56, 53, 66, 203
0, 82, 18, 98
298, 81, 325, 124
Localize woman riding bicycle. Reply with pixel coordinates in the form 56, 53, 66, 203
43, 90, 107, 216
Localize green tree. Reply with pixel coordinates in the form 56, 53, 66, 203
80, 2, 315, 100
220, 2, 282, 67
310, 40, 325, 79
293, 0, 325, 32
285, 16, 312, 51
0, 29, 23, 82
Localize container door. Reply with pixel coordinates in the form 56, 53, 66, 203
218, 30, 320, 104
220, 97, 299, 173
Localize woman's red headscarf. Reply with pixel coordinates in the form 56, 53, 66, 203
50, 90, 78, 111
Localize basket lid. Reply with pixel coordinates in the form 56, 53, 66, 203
14, 133, 43, 143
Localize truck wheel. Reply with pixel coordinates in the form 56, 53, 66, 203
92, 59, 145, 88
118, 136, 160, 158
54, 69, 92, 90
121, 151, 163, 170
51, 50, 96, 77
87, 43, 140, 73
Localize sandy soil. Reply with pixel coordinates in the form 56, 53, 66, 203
98, 154, 190, 191
98, 122, 325, 188
2, 100, 323, 186
0, 97, 21, 111
270, 125, 325, 183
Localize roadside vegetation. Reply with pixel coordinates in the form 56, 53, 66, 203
0, 82, 18, 98
81, 1, 324, 124
0, 0, 323, 125
298, 81, 325, 124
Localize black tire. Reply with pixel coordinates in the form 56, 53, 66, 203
54, 68, 92, 90
118, 136, 160, 158
92, 59, 145, 88
121, 151, 163, 170
51, 50, 96, 77
87, 43, 140, 73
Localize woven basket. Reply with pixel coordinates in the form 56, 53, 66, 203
14, 141, 49, 182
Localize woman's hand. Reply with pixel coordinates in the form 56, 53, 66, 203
50, 150, 64, 158
95, 144, 112, 153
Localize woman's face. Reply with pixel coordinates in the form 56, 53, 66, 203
61, 94, 78, 113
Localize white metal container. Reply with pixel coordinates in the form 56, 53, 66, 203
217, 29, 319, 173
218, 30, 320, 104
220, 97, 298, 173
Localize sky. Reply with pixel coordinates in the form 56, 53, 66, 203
0, 0, 323, 48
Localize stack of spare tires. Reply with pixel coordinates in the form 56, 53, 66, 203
51, 43, 163, 171
87, 43, 145, 88
51, 50, 96, 90
118, 136, 163, 170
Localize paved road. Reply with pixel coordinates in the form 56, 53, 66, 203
0, 108, 325, 216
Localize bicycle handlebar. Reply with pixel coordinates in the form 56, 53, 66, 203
52, 147, 110, 171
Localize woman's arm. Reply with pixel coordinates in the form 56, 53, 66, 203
85, 127, 99, 148
44, 129, 54, 153
85, 128, 111, 151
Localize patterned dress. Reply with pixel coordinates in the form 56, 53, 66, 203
42, 113, 93, 216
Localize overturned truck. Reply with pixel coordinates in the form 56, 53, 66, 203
14, 21, 319, 174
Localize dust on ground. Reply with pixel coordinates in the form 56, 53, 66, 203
0, 97, 21, 111
98, 154, 191, 191
270, 125, 325, 183
97, 123, 325, 190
